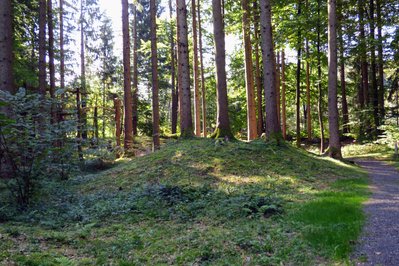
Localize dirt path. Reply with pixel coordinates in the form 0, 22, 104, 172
353, 160, 399, 265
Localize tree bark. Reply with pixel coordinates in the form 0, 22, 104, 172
242, 0, 257, 141
198, 0, 207, 137
260, 0, 280, 140
59, 0, 65, 121
327, 0, 342, 159
48, 0, 56, 123
176, 0, 193, 137
169, 0, 178, 135
253, 2, 264, 136
376, 0, 384, 122
0, 0, 14, 94
305, 41, 312, 140
276, 51, 281, 129
338, 9, 349, 134
114, 97, 122, 147
121, 0, 134, 148
151, 0, 160, 150
370, 0, 379, 132
296, 0, 302, 147
211, 0, 233, 139
192, 0, 201, 136
39, 0, 47, 96
281, 50, 287, 140
80, 0, 87, 139
132, 5, 138, 136
317, 0, 325, 154
359, 0, 368, 107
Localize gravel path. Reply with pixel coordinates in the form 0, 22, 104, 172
353, 160, 399, 265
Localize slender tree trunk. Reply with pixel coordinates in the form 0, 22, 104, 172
59, 0, 65, 121
198, 0, 207, 137
169, 0, 178, 134
48, 0, 56, 123
369, 0, 379, 132
39, 0, 47, 96
296, 0, 302, 147
0, 0, 14, 95
132, 5, 138, 136
150, 0, 160, 150
102, 83, 106, 138
338, 11, 349, 134
211, 0, 233, 139
359, 0, 368, 107
76, 88, 84, 161
192, 0, 201, 136
253, 2, 264, 136
114, 97, 122, 147
281, 50, 287, 140
317, 0, 325, 153
260, 0, 280, 140
94, 99, 99, 141
121, 0, 134, 149
376, 0, 384, 122
327, 0, 342, 159
242, 0, 257, 140
305, 41, 312, 140
276, 51, 281, 129
176, 0, 194, 137
80, 0, 87, 139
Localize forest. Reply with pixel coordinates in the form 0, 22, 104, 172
0, 0, 399, 264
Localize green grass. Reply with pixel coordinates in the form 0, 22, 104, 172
0, 138, 368, 265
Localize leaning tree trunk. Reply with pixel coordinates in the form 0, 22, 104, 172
176, 0, 194, 137
0, 0, 14, 95
150, 0, 160, 150
192, 0, 201, 136
281, 51, 287, 140
121, 0, 134, 149
211, 0, 233, 139
241, 0, 257, 141
327, 0, 342, 159
198, 0, 207, 137
260, 0, 280, 140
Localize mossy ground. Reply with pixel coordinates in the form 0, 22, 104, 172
1, 138, 368, 265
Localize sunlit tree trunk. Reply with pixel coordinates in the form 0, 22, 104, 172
327, 0, 342, 159
0, 0, 14, 95
317, 0, 325, 154
276, 51, 281, 128
281, 51, 287, 140
260, 0, 280, 140
198, 0, 207, 137
150, 0, 160, 150
176, 0, 194, 137
242, 0, 257, 141
192, 0, 201, 136
121, 0, 133, 148
132, 5, 138, 136
305, 41, 312, 140
296, 0, 302, 147
211, 0, 233, 139
169, 0, 178, 134
114, 97, 122, 147
338, 8, 349, 134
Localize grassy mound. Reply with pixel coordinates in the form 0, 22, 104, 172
0, 138, 368, 265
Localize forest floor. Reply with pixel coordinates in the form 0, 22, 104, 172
0, 138, 370, 265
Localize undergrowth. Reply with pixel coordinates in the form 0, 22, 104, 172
0, 138, 368, 265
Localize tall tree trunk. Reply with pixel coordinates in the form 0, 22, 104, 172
242, 0, 257, 140
359, 0, 368, 107
281, 50, 287, 140
317, 0, 325, 153
80, 0, 87, 139
276, 51, 281, 128
369, 0, 379, 132
59, 0, 65, 121
0, 0, 14, 95
48, 0, 56, 123
121, 0, 134, 149
169, 0, 178, 134
132, 5, 138, 136
253, 2, 264, 136
39, 0, 47, 96
260, 0, 280, 140
76, 88, 84, 161
376, 0, 384, 122
198, 0, 207, 137
338, 10, 349, 134
150, 0, 160, 150
192, 0, 201, 136
211, 0, 233, 139
305, 40, 312, 140
102, 83, 106, 138
327, 0, 342, 159
296, 0, 302, 147
176, 0, 194, 137
94, 99, 99, 141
